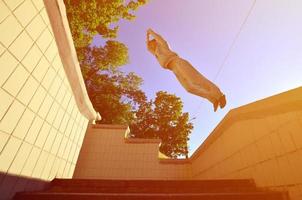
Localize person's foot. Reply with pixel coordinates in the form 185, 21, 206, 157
219, 94, 226, 109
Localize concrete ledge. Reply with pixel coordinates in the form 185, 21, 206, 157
44, 0, 101, 121
159, 159, 191, 165
190, 86, 302, 161
125, 138, 161, 144
92, 124, 129, 130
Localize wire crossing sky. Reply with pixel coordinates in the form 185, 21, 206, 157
94, 0, 302, 155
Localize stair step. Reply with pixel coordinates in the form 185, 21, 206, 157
14, 192, 288, 200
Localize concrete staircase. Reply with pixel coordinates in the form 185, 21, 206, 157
14, 178, 289, 199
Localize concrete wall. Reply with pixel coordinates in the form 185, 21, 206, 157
74, 124, 192, 180
190, 87, 302, 200
0, 0, 99, 199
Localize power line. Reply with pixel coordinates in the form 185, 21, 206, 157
191, 0, 257, 119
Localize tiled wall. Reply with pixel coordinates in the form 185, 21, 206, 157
191, 87, 302, 200
73, 125, 192, 180
0, 0, 89, 198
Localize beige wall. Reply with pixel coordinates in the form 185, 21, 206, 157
0, 0, 94, 199
74, 124, 192, 180
190, 87, 302, 200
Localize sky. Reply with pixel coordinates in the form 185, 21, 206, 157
94, 0, 302, 155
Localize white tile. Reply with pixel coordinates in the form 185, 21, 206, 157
43, 127, 57, 152
53, 108, 64, 130
41, 67, 56, 90
0, 1, 10, 22
24, 116, 43, 144
0, 43, 5, 55
44, 40, 57, 62
0, 15, 23, 47
32, 150, 49, 178
46, 101, 59, 124
26, 14, 46, 41
39, 8, 50, 25
8, 31, 33, 61
50, 133, 63, 155
31, 0, 44, 11
12, 109, 35, 139
4, 0, 24, 10
0, 136, 22, 171
14, 0, 37, 26
3, 65, 29, 96
35, 122, 51, 148
0, 89, 13, 120
49, 76, 62, 97
21, 146, 41, 176
41, 154, 55, 180
37, 94, 53, 118
0, 130, 10, 152
32, 56, 49, 81
0, 51, 19, 86
0, 100, 25, 133
21, 44, 42, 72
28, 86, 46, 112
8, 142, 32, 174
36, 28, 52, 52
17, 76, 39, 105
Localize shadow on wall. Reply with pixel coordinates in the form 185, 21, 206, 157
0, 172, 49, 200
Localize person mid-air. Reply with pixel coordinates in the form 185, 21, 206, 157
146, 28, 226, 112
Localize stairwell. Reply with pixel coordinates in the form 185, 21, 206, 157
13, 124, 289, 199
14, 178, 289, 199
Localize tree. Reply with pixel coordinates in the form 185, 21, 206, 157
130, 91, 193, 158
64, 0, 147, 48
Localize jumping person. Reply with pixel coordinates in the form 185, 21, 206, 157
146, 28, 226, 112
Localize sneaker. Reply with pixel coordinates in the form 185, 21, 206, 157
213, 100, 219, 112
219, 94, 226, 109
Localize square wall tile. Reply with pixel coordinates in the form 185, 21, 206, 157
21, 44, 42, 72
46, 101, 59, 124
4, 0, 24, 10
39, 8, 50, 25
13, 0, 37, 27
0, 130, 10, 152
12, 108, 35, 140
0, 100, 25, 134
8, 30, 33, 61
3, 65, 29, 96
35, 122, 51, 148
44, 41, 57, 62
41, 67, 56, 90
24, 116, 43, 144
8, 141, 32, 174
32, 56, 49, 82
0, 136, 22, 171
0, 1, 10, 23
17, 76, 39, 105
43, 127, 57, 152
32, 150, 48, 178
0, 43, 5, 55
0, 15, 23, 47
31, 0, 44, 11
0, 51, 19, 86
36, 28, 52, 52
41, 154, 55, 180
26, 14, 46, 41
50, 133, 63, 155
28, 86, 46, 113
38, 94, 53, 118
21, 146, 41, 176
0, 89, 13, 120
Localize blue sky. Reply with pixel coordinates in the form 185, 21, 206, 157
94, 0, 302, 155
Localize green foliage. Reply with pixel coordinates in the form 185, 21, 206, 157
64, 0, 147, 48
130, 92, 193, 158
